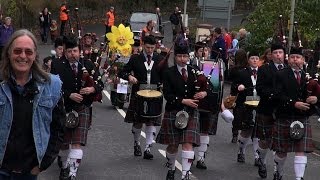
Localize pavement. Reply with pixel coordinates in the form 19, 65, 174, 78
36, 16, 320, 180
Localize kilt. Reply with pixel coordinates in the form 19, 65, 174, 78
62, 106, 91, 148
208, 112, 219, 135
156, 109, 200, 146
232, 105, 255, 131
199, 111, 218, 135
271, 117, 314, 153
124, 93, 162, 126
253, 114, 274, 145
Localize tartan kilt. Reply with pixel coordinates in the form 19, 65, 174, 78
156, 109, 200, 146
253, 114, 274, 145
62, 106, 91, 147
124, 94, 162, 126
208, 112, 219, 135
271, 117, 314, 153
232, 105, 255, 131
198, 111, 218, 135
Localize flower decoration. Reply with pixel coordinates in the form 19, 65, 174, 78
106, 24, 134, 57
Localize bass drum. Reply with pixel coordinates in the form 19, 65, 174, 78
136, 90, 163, 118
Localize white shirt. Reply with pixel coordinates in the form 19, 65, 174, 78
177, 65, 188, 77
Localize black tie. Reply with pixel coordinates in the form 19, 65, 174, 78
295, 70, 301, 85
252, 69, 257, 79
277, 64, 283, 70
71, 63, 77, 76
181, 68, 187, 82
147, 55, 151, 65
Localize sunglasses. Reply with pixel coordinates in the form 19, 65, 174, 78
12, 48, 35, 56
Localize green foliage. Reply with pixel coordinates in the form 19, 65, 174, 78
243, 0, 320, 53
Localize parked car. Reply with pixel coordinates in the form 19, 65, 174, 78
129, 12, 160, 45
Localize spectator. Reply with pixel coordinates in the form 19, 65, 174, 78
50, 20, 59, 44
59, 2, 69, 36
104, 6, 115, 42
238, 28, 248, 50
169, 7, 182, 41
39, 7, 51, 44
227, 31, 239, 56
259, 48, 272, 66
0, 17, 14, 58
140, 20, 156, 45
222, 27, 232, 51
210, 27, 227, 77
156, 7, 163, 34
42, 56, 53, 73
0, 29, 65, 179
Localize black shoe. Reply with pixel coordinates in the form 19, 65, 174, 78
257, 158, 267, 178
59, 168, 69, 180
143, 149, 154, 160
182, 171, 190, 180
231, 136, 238, 143
273, 171, 282, 180
196, 160, 207, 169
134, 143, 142, 156
68, 175, 76, 180
57, 155, 62, 168
166, 169, 175, 180
237, 153, 245, 163
254, 158, 260, 166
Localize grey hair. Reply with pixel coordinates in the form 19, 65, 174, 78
4, 17, 11, 21
0, 29, 50, 82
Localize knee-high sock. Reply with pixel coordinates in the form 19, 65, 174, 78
166, 152, 177, 170
145, 126, 156, 151
197, 136, 209, 161
59, 149, 70, 169
181, 150, 194, 179
257, 145, 268, 164
274, 154, 287, 176
252, 138, 259, 159
68, 149, 83, 177
294, 156, 307, 180
238, 135, 250, 154
132, 126, 142, 145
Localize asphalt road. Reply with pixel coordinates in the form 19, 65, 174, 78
37, 21, 320, 180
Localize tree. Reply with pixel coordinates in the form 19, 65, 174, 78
243, 0, 320, 53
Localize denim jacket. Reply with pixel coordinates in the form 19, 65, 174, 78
0, 74, 62, 167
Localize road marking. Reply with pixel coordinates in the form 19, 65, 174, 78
103, 90, 156, 142
102, 90, 195, 176
312, 152, 320, 157
158, 149, 183, 171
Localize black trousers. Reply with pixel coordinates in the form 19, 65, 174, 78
60, 20, 67, 36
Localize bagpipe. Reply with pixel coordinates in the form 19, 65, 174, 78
73, 7, 103, 103
189, 46, 225, 113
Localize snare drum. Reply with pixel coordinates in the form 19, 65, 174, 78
136, 90, 163, 118
244, 100, 259, 108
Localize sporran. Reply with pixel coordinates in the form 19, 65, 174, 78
175, 110, 189, 129
65, 110, 79, 129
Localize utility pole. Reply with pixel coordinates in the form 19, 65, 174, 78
288, 0, 296, 51
227, 0, 232, 31
202, 0, 206, 21
183, 0, 187, 27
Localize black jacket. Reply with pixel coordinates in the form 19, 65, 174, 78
256, 62, 282, 115
163, 66, 199, 111
118, 53, 163, 94
273, 67, 311, 118
231, 67, 256, 106
50, 57, 104, 112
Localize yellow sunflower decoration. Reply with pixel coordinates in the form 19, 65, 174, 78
106, 24, 134, 57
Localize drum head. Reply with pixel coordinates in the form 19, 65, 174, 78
137, 89, 162, 98
244, 100, 259, 107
